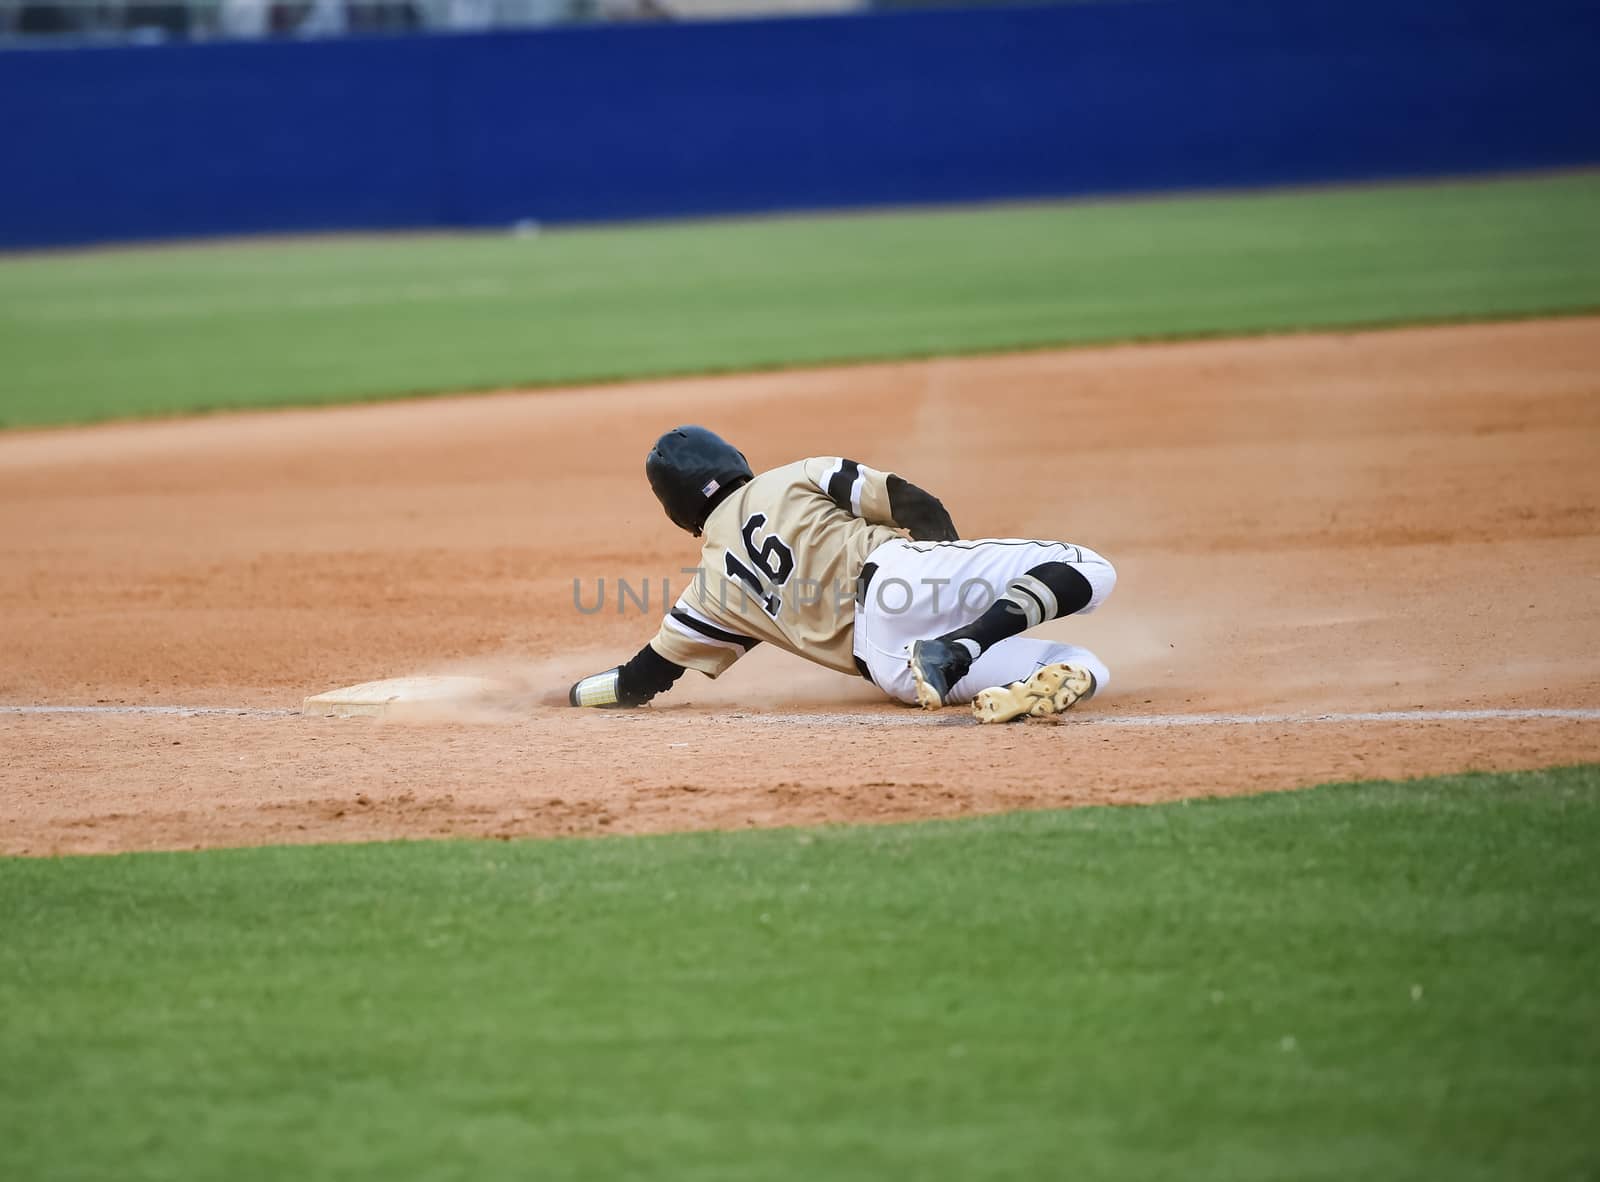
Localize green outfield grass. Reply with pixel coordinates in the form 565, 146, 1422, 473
3, 765, 1597, 1180
1, 172, 1598, 428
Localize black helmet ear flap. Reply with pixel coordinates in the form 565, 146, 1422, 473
645, 426, 754, 535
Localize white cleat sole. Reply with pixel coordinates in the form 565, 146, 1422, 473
971, 663, 1096, 725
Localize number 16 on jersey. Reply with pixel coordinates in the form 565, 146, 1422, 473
723, 512, 795, 617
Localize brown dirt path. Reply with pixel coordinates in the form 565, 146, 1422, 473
4, 318, 1599, 854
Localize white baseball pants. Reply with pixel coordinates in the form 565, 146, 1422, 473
852, 537, 1115, 705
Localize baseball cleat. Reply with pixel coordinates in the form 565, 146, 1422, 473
971, 662, 1096, 724
908, 638, 973, 710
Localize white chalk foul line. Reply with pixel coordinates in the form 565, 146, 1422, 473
3, 704, 1596, 727
1091, 708, 1600, 727
729, 707, 1600, 728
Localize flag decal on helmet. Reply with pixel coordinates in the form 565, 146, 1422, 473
701, 479, 720, 497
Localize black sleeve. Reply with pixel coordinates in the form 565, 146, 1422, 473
887, 474, 959, 542
615, 642, 688, 706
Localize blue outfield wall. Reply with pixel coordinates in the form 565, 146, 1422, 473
4, 0, 1599, 248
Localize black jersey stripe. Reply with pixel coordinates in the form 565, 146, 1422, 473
825, 458, 861, 512
670, 609, 761, 651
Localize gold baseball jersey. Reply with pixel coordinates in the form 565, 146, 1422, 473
650, 458, 902, 677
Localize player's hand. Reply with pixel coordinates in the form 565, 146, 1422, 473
569, 666, 632, 708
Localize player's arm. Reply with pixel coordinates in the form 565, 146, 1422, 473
805, 457, 959, 541
569, 598, 760, 708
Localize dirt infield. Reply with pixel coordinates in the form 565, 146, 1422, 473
4, 318, 1599, 855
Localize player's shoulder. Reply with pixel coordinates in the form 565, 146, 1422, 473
716, 458, 861, 521
755, 458, 820, 484
735, 458, 834, 500
766, 456, 863, 488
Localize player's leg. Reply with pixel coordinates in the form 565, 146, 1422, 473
907, 542, 1115, 709
951, 639, 1109, 723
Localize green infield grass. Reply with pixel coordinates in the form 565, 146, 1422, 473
1, 172, 1598, 428
3, 764, 1597, 1180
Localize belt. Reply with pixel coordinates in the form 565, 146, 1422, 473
852, 560, 880, 684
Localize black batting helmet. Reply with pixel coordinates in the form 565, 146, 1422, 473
646, 426, 753, 536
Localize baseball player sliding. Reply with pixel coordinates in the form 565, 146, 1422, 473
569, 426, 1116, 722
